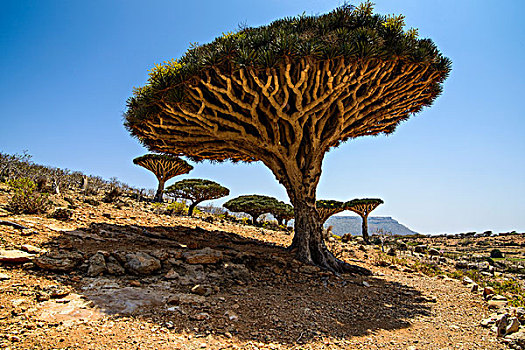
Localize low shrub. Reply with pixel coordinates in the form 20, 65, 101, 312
7, 177, 51, 214
166, 201, 187, 216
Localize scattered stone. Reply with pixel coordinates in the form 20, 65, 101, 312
428, 248, 440, 256
386, 247, 396, 256
488, 297, 508, 310
48, 286, 71, 299
191, 312, 210, 321
0, 249, 35, 263
506, 317, 520, 335
167, 293, 206, 305
191, 284, 212, 296
480, 314, 498, 327
0, 272, 10, 280
469, 283, 479, 292
505, 330, 525, 348
362, 281, 370, 287
129, 280, 141, 287
35, 251, 83, 271
497, 314, 509, 337
455, 260, 468, 269
87, 253, 107, 276
51, 208, 73, 221
483, 286, 496, 299
164, 269, 180, 280
20, 244, 44, 254
183, 248, 223, 265
35, 291, 50, 302
462, 276, 474, 285
106, 256, 125, 275
224, 310, 238, 321
414, 245, 427, 253
125, 252, 161, 275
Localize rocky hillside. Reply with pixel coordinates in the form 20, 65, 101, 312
326, 216, 418, 236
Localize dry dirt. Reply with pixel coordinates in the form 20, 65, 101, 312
0, 193, 506, 349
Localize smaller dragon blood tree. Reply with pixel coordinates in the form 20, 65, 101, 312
133, 154, 193, 202
345, 198, 384, 244
316, 200, 346, 224
165, 179, 229, 216
224, 195, 282, 225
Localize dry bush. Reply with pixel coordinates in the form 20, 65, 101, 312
7, 177, 52, 214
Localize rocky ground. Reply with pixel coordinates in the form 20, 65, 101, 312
0, 190, 519, 349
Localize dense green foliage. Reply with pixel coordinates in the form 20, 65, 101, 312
345, 198, 384, 208
126, 2, 450, 129
316, 200, 344, 209
224, 195, 287, 224
165, 179, 229, 216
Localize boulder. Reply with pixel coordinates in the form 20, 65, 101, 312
87, 253, 107, 276
414, 245, 427, 253
497, 314, 509, 337
488, 296, 508, 310
125, 252, 161, 275
455, 260, 468, 269
183, 247, 223, 265
106, 256, 125, 275
483, 286, 496, 299
506, 317, 521, 335
35, 251, 83, 271
428, 248, 441, 256
386, 247, 396, 256
0, 272, 10, 280
0, 249, 35, 263
21, 244, 44, 254
505, 330, 525, 348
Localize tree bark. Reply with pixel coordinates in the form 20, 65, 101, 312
154, 180, 165, 203
288, 192, 370, 275
361, 214, 369, 244
188, 202, 197, 216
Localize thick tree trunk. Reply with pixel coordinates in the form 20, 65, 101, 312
361, 214, 369, 244
154, 180, 165, 203
289, 196, 371, 275
188, 202, 197, 216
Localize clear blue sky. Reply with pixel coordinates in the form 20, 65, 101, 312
1, 0, 524, 234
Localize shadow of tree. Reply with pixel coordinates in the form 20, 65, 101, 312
27, 221, 432, 346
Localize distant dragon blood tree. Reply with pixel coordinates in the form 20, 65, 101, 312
133, 154, 193, 202
273, 202, 294, 226
124, 3, 450, 272
345, 198, 383, 244
224, 195, 281, 225
165, 178, 229, 216
316, 200, 345, 224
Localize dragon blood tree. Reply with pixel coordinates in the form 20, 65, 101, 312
273, 202, 294, 226
345, 198, 384, 244
133, 154, 193, 202
124, 3, 450, 272
316, 200, 345, 224
165, 179, 229, 216
224, 195, 279, 225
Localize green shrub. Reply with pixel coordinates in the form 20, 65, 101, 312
166, 201, 187, 215
7, 177, 51, 214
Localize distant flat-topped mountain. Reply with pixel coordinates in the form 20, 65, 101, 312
325, 216, 418, 236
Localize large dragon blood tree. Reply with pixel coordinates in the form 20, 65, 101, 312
345, 198, 384, 244
124, 3, 450, 272
133, 154, 193, 202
